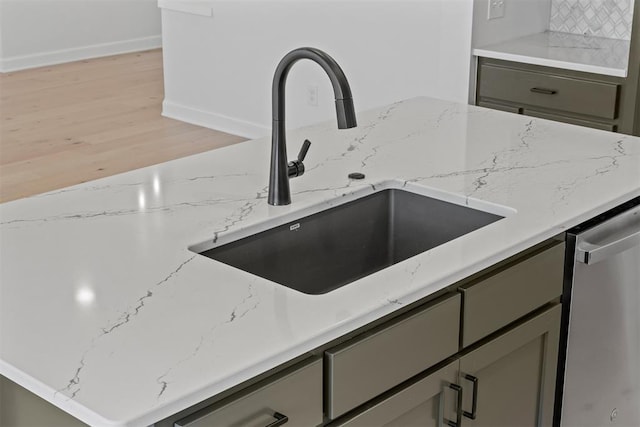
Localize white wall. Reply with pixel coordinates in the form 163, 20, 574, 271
0, 0, 162, 72
472, 0, 551, 47
160, 0, 475, 139
0, 5, 4, 63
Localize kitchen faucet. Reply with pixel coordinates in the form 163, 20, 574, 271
268, 47, 357, 206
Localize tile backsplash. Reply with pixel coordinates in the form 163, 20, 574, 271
549, 0, 634, 40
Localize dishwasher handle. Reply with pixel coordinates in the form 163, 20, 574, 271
577, 228, 640, 264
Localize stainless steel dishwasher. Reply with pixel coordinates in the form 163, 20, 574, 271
559, 198, 640, 427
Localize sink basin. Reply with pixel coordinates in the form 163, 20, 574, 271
195, 185, 508, 294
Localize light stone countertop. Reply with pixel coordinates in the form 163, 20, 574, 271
1, 97, 639, 426
473, 31, 630, 77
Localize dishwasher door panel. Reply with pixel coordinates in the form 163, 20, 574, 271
562, 204, 640, 427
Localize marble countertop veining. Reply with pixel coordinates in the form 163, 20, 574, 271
473, 31, 630, 77
1, 97, 639, 426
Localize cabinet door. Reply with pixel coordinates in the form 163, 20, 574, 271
459, 305, 561, 427
329, 360, 460, 427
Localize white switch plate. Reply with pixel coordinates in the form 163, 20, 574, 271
488, 0, 505, 20
307, 85, 319, 107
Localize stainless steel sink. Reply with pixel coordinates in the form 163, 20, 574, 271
195, 186, 507, 294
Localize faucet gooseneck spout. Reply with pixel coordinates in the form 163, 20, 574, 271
268, 47, 357, 206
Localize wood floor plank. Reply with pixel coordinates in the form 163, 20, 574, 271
0, 49, 246, 203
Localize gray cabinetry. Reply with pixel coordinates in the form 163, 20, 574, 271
478, 62, 619, 120
325, 241, 563, 427
0, 376, 87, 427
325, 294, 460, 419
458, 242, 564, 347
174, 359, 322, 427
328, 361, 459, 427
329, 304, 560, 427
459, 305, 561, 427
476, 58, 629, 133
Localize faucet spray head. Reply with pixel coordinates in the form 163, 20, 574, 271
336, 98, 357, 129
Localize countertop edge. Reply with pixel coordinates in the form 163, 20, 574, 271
473, 48, 628, 78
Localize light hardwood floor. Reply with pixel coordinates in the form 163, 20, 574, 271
0, 49, 246, 203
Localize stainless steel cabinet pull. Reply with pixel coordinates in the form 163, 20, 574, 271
445, 383, 463, 427
265, 412, 289, 427
462, 374, 479, 419
577, 229, 640, 264
530, 87, 557, 95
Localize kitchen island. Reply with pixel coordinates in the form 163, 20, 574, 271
1, 97, 639, 426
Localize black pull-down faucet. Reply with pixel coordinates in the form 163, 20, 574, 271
268, 47, 357, 206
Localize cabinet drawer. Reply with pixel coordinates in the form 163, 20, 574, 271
175, 359, 322, 427
478, 64, 619, 119
459, 241, 564, 347
325, 294, 460, 419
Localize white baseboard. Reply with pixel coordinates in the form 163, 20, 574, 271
162, 100, 269, 140
0, 35, 162, 73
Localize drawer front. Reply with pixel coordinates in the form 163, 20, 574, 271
325, 294, 460, 419
478, 64, 619, 119
329, 360, 459, 427
459, 241, 564, 347
175, 359, 322, 427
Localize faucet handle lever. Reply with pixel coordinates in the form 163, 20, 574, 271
288, 139, 311, 178
297, 139, 311, 162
